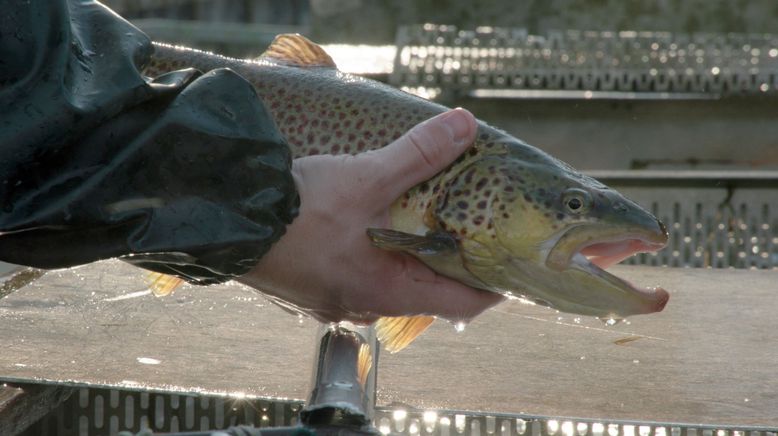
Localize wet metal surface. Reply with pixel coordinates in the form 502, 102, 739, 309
1, 261, 778, 426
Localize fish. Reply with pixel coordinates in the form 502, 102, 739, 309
142, 34, 669, 352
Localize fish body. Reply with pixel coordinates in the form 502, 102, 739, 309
144, 35, 669, 350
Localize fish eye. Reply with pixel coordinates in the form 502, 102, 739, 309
562, 189, 592, 214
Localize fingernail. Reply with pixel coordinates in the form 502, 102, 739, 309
439, 108, 472, 147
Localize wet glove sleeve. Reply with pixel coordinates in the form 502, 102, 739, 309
0, 0, 299, 285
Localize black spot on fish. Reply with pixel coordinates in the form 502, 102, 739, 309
464, 169, 475, 184
457, 201, 469, 209
475, 178, 488, 191
556, 213, 565, 220
505, 186, 514, 192
468, 148, 478, 157
473, 215, 485, 225
457, 212, 467, 221
419, 182, 429, 193
523, 194, 532, 202
479, 133, 489, 141
477, 200, 487, 210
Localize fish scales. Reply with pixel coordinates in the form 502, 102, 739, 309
144, 41, 554, 238
143, 36, 670, 352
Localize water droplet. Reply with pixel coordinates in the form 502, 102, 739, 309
454, 321, 466, 333
744, 398, 750, 403
393, 409, 408, 421
598, 317, 624, 326
633, 359, 640, 364
573, 317, 581, 324
579, 356, 586, 360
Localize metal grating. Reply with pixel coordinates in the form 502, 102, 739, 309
19, 387, 778, 435
19, 388, 303, 436
597, 174, 778, 269
373, 409, 778, 436
392, 24, 778, 97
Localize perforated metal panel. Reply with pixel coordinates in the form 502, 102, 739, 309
21, 388, 778, 435
20, 388, 303, 436
373, 409, 778, 436
392, 24, 778, 97
595, 174, 778, 269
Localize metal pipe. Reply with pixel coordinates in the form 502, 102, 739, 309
300, 322, 378, 432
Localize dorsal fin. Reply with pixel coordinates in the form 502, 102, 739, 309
259, 34, 337, 68
375, 315, 435, 353
145, 272, 185, 297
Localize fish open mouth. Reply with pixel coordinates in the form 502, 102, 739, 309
546, 224, 670, 314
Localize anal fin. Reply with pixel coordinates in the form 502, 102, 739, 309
375, 315, 435, 353
145, 272, 185, 297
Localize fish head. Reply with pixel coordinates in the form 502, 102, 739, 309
435, 145, 669, 319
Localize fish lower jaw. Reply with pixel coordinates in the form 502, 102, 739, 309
570, 253, 669, 314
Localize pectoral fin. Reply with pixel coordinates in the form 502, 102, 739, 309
367, 228, 458, 256
375, 315, 435, 353
145, 272, 185, 297
368, 228, 489, 290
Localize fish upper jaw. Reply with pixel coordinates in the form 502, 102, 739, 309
545, 218, 668, 272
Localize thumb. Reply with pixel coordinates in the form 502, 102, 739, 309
368, 108, 477, 200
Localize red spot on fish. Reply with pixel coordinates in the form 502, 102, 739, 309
339, 112, 346, 120
355, 119, 364, 129
271, 101, 280, 109
377, 129, 387, 137
335, 130, 343, 138
331, 144, 341, 153
308, 149, 319, 156
363, 131, 373, 140
357, 140, 366, 150
348, 133, 356, 142
321, 135, 331, 143
307, 133, 314, 143
311, 119, 320, 128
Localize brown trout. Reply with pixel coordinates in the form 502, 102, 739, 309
144, 35, 669, 351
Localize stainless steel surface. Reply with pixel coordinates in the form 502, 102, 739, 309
2, 261, 778, 426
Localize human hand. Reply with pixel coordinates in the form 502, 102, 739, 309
236, 108, 504, 324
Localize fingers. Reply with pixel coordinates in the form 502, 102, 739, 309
386, 260, 504, 322
368, 108, 477, 200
